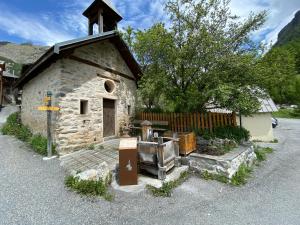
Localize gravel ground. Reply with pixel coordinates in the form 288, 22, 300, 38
0, 118, 300, 225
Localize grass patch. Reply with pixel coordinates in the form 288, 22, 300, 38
88, 144, 96, 150
65, 175, 114, 201
273, 108, 300, 119
147, 171, 190, 197
270, 139, 279, 143
200, 170, 229, 184
1, 112, 55, 156
231, 164, 253, 186
255, 147, 274, 162
1, 112, 32, 142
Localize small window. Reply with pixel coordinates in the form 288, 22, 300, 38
80, 100, 88, 115
104, 80, 115, 93
127, 105, 131, 115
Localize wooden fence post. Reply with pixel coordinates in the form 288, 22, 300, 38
208, 112, 213, 132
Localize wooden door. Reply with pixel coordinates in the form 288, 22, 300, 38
103, 99, 115, 137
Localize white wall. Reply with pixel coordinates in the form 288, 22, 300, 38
237, 113, 274, 142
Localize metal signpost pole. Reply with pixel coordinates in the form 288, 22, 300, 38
47, 91, 53, 158
0, 63, 5, 112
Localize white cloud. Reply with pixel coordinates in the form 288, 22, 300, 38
0, 5, 75, 46
0, 0, 299, 46
230, 0, 300, 44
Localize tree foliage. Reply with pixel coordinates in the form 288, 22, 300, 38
123, 0, 267, 114
259, 39, 300, 105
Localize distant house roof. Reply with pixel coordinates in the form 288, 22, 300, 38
259, 98, 278, 113
0, 61, 5, 71
208, 97, 278, 114
16, 31, 142, 88
3, 71, 19, 79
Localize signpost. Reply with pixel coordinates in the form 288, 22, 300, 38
38, 91, 60, 160
0, 62, 5, 112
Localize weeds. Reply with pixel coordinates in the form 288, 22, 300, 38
200, 170, 229, 184
88, 144, 96, 150
65, 175, 114, 201
231, 164, 253, 186
255, 147, 274, 162
147, 171, 190, 197
1, 112, 55, 156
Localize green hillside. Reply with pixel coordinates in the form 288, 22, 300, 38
261, 11, 300, 105
276, 10, 300, 46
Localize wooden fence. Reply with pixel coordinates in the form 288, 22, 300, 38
136, 112, 237, 133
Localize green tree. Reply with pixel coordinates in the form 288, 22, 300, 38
259, 42, 299, 104
124, 0, 267, 114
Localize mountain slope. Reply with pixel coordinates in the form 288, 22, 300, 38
0, 42, 48, 76
276, 10, 300, 46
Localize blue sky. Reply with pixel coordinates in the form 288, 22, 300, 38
0, 0, 299, 46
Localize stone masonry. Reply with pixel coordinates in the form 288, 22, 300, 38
21, 40, 137, 155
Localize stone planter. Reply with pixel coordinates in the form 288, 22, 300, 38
188, 145, 256, 179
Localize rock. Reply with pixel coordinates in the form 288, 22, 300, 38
75, 162, 110, 182
76, 169, 98, 181
96, 162, 110, 182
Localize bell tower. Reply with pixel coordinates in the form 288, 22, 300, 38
83, 0, 123, 35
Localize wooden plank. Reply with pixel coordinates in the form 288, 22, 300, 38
204, 113, 209, 129
193, 113, 197, 131
200, 113, 205, 130
213, 113, 217, 128
232, 112, 237, 126
69, 55, 136, 82
183, 113, 186, 132
97, 73, 120, 83
208, 112, 213, 132
220, 113, 224, 127
190, 113, 193, 131
197, 113, 201, 130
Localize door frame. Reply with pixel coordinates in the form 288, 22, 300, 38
102, 98, 118, 138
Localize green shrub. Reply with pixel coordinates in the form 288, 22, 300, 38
30, 134, 48, 156
214, 126, 250, 143
15, 125, 32, 142
273, 108, 300, 119
1, 112, 56, 156
194, 126, 250, 143
147, 171, 190, 197
1, 112, 32, 142
231, 164, 252, 186
65, 176, 114, 201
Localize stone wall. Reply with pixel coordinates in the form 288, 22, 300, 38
55, 41, 137, 154
21, 61, 62, 137
189, 145, 256, 179
21, 40, 137, 154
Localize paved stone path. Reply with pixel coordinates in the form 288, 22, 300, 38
60, 139, 120, 173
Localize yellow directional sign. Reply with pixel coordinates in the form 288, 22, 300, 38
38, 106, 60, 111
43, 97, 51, 102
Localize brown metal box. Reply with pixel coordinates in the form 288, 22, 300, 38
119, 138, 138, 186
